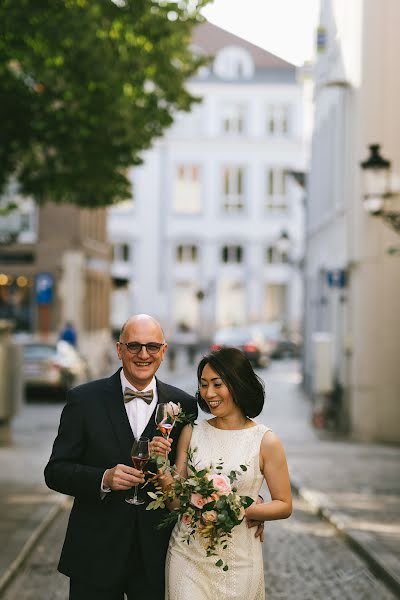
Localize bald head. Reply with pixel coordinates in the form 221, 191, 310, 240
117, 314, 167, 389
119, 314, 165, 342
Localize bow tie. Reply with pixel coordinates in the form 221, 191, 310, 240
124, 387, 154, 405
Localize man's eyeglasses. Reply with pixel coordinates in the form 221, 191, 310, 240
119, 342, 165, 355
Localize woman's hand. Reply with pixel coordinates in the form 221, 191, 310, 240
246, 495, 265, 542
150, 436, 172, 460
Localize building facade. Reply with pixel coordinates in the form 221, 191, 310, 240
0, 198, 111, 377
304, 0, 400, 442
108, 23, 306, 344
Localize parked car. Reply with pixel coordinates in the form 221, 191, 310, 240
210, 326, 270, 368
249, 321, 302, 359
22, 340, 90, 395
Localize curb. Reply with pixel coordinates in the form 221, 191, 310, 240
0, 497, 68, 596
291, 478, 400, 598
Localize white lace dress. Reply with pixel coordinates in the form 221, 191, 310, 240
165, 420, 271, 600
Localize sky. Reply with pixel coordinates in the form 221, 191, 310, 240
201, 0, 320, 66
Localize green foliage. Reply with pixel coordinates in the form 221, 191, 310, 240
0, 0, 210, 207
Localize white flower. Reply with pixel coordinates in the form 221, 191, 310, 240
167, 401, 181, 418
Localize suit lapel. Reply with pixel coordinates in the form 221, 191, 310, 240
105, 369, 135, 460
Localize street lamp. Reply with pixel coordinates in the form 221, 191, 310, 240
360, 144, 400, 233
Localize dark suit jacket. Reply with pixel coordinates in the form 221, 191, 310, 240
44, 369, 197, 591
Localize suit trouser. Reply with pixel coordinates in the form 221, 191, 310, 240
69, 534, 165, 600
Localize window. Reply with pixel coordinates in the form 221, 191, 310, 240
0, 196, 37, 244
173, 165, 201, 214
214, 46, 254, 80
176, 244, 198, 263
265, 246, 289, 264
221, 104, 245, 135
216, 280, 245, 328
173, 281, 199, 331
222, 167, 245, 213
267, 105, 291, 136
112, 243, 130, 262
221, 245, 243, 264
264, 284, 287, 322
265, 168, 288, 212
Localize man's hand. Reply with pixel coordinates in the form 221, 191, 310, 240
246, 495, 265, 542
104, 464, 145, 491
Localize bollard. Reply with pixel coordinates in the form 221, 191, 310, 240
0, 320, 23, 445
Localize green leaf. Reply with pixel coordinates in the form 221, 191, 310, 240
147, 492, 158, 500
240, 465, 247, 471
215, 559, 223, 567
0, 0, 210, 207
223, 565, 229, 571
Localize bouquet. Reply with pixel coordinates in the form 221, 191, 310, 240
146, 448, 253, 570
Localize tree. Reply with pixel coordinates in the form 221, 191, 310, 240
0, 0, 210, 208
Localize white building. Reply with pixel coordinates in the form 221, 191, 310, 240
304, 0, 400, 442
108, 23, 306, 344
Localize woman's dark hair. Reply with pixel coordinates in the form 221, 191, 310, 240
196, 347, 265, 418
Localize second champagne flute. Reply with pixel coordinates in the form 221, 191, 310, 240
125, 436, 150, 505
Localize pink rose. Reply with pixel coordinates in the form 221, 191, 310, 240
190, 493, 207, 509
202, 510, 217, 523
208, 473, 231, 495
181, 513, 193, 525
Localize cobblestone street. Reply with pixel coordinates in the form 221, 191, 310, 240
1, 358, 399, 599
3, 494, 396, 599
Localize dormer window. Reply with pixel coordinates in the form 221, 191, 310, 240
213, 46, 254, 80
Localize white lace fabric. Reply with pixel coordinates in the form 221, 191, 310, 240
165, 420, 270, 600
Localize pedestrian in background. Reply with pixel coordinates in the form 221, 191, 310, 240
59, 321, 77, 347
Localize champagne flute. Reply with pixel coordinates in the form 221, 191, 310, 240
125, 436, 150, 505
155, 403, 176, 441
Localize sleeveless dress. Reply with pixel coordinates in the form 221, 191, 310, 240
165, 420, 271, 600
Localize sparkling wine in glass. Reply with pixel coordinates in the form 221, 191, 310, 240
155, 403, 176, 441
125, 437, 150, 505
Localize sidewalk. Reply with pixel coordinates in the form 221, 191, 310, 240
0, 403, 67, 595
263, 361, 400, 597
0, 360, 399, 597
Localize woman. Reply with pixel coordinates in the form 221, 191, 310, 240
152, 347, 292, 600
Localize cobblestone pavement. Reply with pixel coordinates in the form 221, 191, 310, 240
3, 495, 396, 600
1, 357, 399, 598
258, 361, 400, 596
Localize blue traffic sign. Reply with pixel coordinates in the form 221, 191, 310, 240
35, 272, 54, 305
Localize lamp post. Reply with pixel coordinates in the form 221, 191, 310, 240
360, 144, 400, 233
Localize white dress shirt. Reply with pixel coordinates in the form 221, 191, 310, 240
101, 372, 158, 495
120, 370, 158, 439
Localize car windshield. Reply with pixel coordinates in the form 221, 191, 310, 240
23, 344, 57, 360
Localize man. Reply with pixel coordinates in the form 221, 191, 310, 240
45, 314, 197, 600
